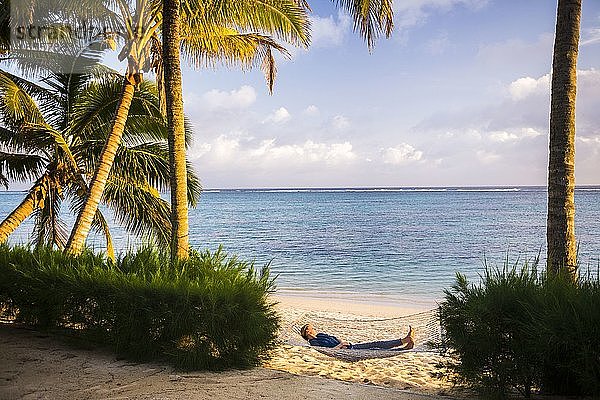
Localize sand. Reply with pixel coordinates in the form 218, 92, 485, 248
268, 295, 457, 396
0, 293, 462, 399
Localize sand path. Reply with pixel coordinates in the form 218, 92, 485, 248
0, 324, 456, 400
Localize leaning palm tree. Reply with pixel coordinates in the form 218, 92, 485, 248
66, 0, 311, 256
546, 0, 581, 279
0, 68, 201, 258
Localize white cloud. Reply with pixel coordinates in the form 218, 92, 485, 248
508, 75, 550, 101
488, 128, 542, 143
200, 85, 256, 110
382, 143, 424, 165
263, 107, 291, 124
188, 142, 212, 160
476, 149, 501, 164
304, 105, 320, 116
489, 131, 519, 143
211, 134, 241, 160
310, 12, 352, 48
581, 27, 600, 46
195, 136, 357, 167
332, 115, 350, 130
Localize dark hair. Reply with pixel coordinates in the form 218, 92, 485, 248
300, 324, 310, 340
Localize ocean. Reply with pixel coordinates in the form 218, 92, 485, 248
2, 187, 600, 306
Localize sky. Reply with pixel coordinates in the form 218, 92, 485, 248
165, 0, 600, 189
17, 0, 600, 190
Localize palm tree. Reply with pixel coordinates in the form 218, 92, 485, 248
0, 68, 201, 258
64, 0, 164, 255
547, 0, 581, 279
162, 0, 393, 261
66, 0, 311, 257
161, 0, 311, 260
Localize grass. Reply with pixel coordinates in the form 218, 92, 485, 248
438, 257, 600, 398
0, 244, 280, 370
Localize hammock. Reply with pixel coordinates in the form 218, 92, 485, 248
279, 308, 444, 362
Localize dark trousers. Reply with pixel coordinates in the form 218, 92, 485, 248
350, 338, 404, 350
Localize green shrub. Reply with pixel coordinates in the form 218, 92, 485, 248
0, 244, 280, 370
439, 259, 600, 398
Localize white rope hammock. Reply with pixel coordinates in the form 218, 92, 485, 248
279, 308, 444, 362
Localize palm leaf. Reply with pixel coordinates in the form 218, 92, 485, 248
0, 70, 46, 131
102, 176, 172, 247
333, 0, 394, 49
0, 151, 46, 183
31, 183, 68, 249
90, 209, 116, 261
188, 0, 311, 48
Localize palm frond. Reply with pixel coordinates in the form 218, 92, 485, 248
90, 209, 116, 261
332, 0, 394, 49
181, 24, 290, 67
112, 141, 171, 192
69, 76, 165, 147
102, 176, 172, 247
188, 0, 311, 48
0, 151, 46, 183
31, 183, 67, 249
0, 70, 46, 131
186, 160, 202, 208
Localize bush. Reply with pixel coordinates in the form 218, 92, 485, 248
0, 244, 280, 370
439, 259, 600, 398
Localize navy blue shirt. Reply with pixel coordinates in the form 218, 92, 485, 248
309, 333, 341, 348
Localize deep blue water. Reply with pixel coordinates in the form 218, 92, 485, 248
2, 187, 600, 304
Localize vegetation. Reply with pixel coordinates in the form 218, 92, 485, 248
0, 244, 280, 370
439, 259, 600, 398
66, 0, 311, 257
0, 69, 201, 257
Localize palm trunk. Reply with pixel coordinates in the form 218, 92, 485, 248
65, 74, 139, 256
0, 188, 42, 242
163, 0, 190, 261
547, 0, 581, 279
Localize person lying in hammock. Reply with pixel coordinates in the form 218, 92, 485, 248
300, 323, 415, 350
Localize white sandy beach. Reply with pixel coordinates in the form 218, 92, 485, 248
0, 293, 461, 399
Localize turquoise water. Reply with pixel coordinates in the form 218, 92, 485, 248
2, 187, 600, 304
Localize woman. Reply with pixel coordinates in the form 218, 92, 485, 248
300, 324, 415, 350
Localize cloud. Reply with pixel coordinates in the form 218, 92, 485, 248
310, 12, 352, 48
395, 0, 488, 31
263, 107, 291, 124
486, 128, 542, 143
476, 149, 501, 164
332, 115, 350, 130
508, 74, 550, 101
382, 143, 424, 165
488, 131, 519, 143
194, 136, 357, 168
581, 27, 600, 46
200, 85, 256, 110
406, 68, 600, 184
304, 105, 320, 116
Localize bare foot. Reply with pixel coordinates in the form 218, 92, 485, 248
404, 337, 414, 350
401, 325, 414, 345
